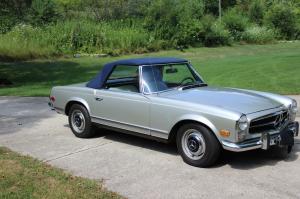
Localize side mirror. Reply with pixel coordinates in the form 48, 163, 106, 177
166, 68, 178, 74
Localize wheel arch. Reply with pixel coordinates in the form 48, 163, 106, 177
168, 115, 219, 143
65, 98, 90, 116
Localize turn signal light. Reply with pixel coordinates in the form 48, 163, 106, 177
220, 129, 230, 137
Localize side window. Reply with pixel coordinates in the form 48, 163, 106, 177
105, 65, 139, 93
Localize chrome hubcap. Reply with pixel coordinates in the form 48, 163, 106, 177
182, 129, 206, 160
71, 110, 85, 133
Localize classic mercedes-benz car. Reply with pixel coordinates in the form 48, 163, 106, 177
49, 57, 299, 167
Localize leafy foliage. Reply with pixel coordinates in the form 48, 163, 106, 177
0, 0, 300, 60
28, 0, 60, 25
265, 3, 299, 39
223, 8, 249, 40
242, 26, 277, 44
249, 0, 265, 25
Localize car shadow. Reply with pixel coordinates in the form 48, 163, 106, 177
94, 128, 179, 156
90, 127, 299, 169
215, 144, 299, 169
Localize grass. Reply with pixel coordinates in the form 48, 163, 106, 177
0, 42, 300, 96
0, 147, 122, 199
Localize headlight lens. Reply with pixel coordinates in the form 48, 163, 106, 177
238, 115, 248, 131
236, 115, 248, 142
291, 99, 298, 114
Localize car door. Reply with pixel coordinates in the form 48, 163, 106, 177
90, 65, 151, 135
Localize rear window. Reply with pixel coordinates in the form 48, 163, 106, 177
108, 65, 138, 80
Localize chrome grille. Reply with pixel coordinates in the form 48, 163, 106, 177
249, 110, 289, 134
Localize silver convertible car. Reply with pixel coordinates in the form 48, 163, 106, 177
49, 57, 299, 167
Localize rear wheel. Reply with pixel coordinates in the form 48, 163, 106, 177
176, 123, 221, 167
68, 104, 96, 138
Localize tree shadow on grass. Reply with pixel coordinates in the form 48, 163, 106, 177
0, 59, 105, 95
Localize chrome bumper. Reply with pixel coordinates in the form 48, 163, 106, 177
222, 122, 299, 152
48, 102, 55, 110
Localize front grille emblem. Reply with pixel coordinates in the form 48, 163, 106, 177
274, 113, 284, 129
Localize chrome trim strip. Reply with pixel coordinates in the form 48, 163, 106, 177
222, 140, 262, 152
90, 116, 168, 138
251, 109, 288, 122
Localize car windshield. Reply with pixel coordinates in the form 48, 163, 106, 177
141, 63, 205, 93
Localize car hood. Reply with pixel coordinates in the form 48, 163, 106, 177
159, 87, 282, 114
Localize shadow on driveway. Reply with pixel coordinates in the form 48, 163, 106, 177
87, 126, 300, 170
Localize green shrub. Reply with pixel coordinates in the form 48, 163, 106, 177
146, 39, 171, 52
172, 20, 204, 47
248, 0, 265, 25
265, 3, 298, 39
0, 24, 57, 61
0, 20, 153, 61
144, 0, 204, 46
28, 0, 60, 25
242, 26, 277, 44
223, 8, 249, 40
0, 15, 17, 34
204, 22, 232, 47
196, 15, 232, 47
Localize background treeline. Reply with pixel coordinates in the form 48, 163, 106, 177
0, 0, 300, 61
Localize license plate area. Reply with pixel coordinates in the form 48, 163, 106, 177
261, 133, 281, 150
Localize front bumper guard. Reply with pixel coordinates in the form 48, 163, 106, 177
222, 122, 299, 152
48, 102, 55, 110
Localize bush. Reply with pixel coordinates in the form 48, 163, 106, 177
223, 8, 249, 40
0, 20, 153, 61
196, 15, 232, 47
241, 26, 277, 44
28, 0, 61, 25
204, 22, 232, 47
144, 0, 204, 46
265, 4, 298, 39
172, 20, 204, 47
248, 0, 265, 25
0, 24, 57, 61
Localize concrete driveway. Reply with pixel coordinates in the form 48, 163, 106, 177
0, 96, 300, 199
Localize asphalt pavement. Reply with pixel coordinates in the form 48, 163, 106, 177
0, 96, 300, 199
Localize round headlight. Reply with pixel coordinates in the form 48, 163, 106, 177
291, 99, 298, 114
238, 115, 248, 131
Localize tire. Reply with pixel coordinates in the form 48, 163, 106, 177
68, 104, 96, 138
176, 123, 221, 167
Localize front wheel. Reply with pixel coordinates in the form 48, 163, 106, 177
68, 104, 96, 138
176, 123, 221, 167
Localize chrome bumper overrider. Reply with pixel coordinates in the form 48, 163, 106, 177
48, 102, 55, 110
222, 122, 299, 152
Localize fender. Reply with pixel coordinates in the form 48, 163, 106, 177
66, 97, 91, 114
170, 114, 220, 140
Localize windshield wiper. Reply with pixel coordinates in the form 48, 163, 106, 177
178, 82, 207, 90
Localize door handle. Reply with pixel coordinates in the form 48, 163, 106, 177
95, 97, 103, 101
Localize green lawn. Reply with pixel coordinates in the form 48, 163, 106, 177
0, 147, 122, 199
1, 42, 300, 96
